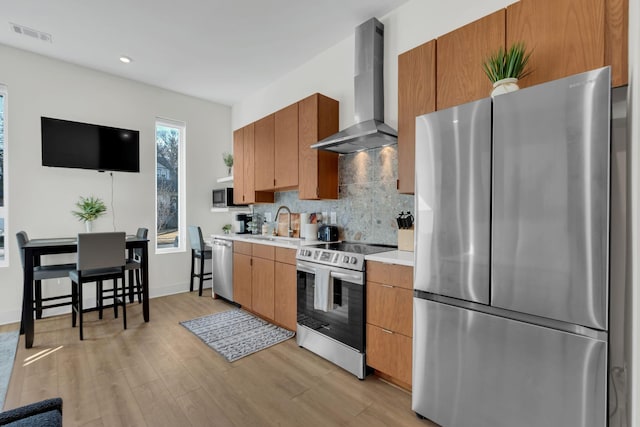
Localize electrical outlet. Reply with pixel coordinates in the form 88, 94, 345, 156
330, 211, 337, 224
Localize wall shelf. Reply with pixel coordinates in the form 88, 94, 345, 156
210, 206, 251, 213
217, 175, 233, 183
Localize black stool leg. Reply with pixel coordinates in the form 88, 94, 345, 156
135, 270, 142, 303
98, 281, 104, 320
35, 280, 43, 319
189, 250, 195, 292
198, 254, 205, 296
71, 281, 77, 327
79, 281, 84, 340
128, 270, 135, 303
121, 277, 127, 330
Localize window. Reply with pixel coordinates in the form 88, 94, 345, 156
155, 118, 185, 253
0, 85, 6, 266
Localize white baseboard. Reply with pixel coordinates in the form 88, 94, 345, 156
0, 281, 213, 326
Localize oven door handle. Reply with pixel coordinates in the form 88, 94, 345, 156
330, 271, 363, 285
296, 262, 318, 275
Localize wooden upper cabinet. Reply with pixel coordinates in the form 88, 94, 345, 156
507, 0, 606, 89
298, 93, 339, 200
397, 40, 436, 195
232, 123, 273, 204
437, 10, 505, 110
605, 0, 628, 87
254, 114, 275, 191
274, 103, 299, 189
232, 127, 245, 205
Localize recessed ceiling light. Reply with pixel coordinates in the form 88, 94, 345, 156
119, 56, 132, 64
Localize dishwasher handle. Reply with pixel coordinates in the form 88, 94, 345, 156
212, 239, 232, 248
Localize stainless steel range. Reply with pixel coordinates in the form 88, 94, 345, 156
296, 242, 394, 379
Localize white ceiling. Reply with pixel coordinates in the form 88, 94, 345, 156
0, 0, 409, 106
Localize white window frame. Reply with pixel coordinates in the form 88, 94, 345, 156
0, 85, 8, 267
155, 118, 186, 254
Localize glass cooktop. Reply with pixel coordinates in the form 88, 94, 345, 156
305, 242, 396, 256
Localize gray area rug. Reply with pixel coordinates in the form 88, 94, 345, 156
180, 309, 295, 362
0, 330, 19, 409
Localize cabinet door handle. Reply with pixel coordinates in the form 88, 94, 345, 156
382, 328, 394, 334
382, 284, 394, 288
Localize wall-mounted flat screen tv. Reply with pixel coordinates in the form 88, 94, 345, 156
41, 117, 140, 173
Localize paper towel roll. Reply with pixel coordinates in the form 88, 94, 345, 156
304, 223, 318, 241
300, 213, 309, 239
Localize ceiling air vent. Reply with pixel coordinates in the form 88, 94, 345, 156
10, 23, 52, 43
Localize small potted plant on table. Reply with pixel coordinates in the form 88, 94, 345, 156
72, 196, 107, 232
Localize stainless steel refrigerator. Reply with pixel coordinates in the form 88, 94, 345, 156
412, 67, 621, 427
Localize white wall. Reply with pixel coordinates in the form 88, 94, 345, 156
231, 0, 638, 424
627, 0, 639, 425
0, 43, 233, 324
232, 0, 515, 129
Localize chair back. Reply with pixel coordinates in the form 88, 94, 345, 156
187, 226, 204, 252
16, 231, 29, 267
77, 232, 126, 271
136, 228, 148, 239
132, 227, 148, 259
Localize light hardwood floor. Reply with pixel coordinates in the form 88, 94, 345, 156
1, 291, 435, 426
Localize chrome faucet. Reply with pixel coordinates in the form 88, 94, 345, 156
275, 205, 293, 237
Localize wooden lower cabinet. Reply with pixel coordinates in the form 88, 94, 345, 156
367, 282, 413, 337
366, 324, 413, 387
274, 261, 296, 330
251, 256, 275, 319
233, 253, 252, 308
366, 261, 413, 390
233, 243, 297, 330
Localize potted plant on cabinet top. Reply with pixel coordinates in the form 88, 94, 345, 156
482, 41, 532, 97
72, 196, 107, 232
222, 152, 233, 176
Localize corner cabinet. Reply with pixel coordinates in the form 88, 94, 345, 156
366, 261, 414, 389
298, 93, 339, 200
397, 40, 436, 195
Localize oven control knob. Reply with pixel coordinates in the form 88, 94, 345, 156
350, 257, 358, 264
342, 256, 349, 263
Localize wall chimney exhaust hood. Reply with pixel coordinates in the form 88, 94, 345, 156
311, 18, 397, 154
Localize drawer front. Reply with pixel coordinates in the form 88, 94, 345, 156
366, 282, 413, 336
252, 243, 275, 260
366, 323, 412, 386
234, 241, 252, 255
275, 247, 297, 265
367, 262, 414, 290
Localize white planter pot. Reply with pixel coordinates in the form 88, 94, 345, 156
491, 77, 520, 97
85, 221, 93, 233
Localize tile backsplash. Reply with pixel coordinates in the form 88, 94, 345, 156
253, 145, 414, 246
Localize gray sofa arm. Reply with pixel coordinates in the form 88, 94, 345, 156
0, 397, 62, 426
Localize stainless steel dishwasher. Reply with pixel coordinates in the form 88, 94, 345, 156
211, 237, 233, 301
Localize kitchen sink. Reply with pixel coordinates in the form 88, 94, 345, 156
245, 235, 302, 245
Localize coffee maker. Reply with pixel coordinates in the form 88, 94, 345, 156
232, 213, 252, 234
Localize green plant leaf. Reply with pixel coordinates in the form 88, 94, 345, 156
71, 196, 107, 222
482, 41, 532, 83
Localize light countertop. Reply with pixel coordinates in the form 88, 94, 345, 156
210, 233, 319, 249
364, 250, 414, 267
212, 234, 415, 267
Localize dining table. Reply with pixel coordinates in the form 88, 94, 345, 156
20, 235, 150, 348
